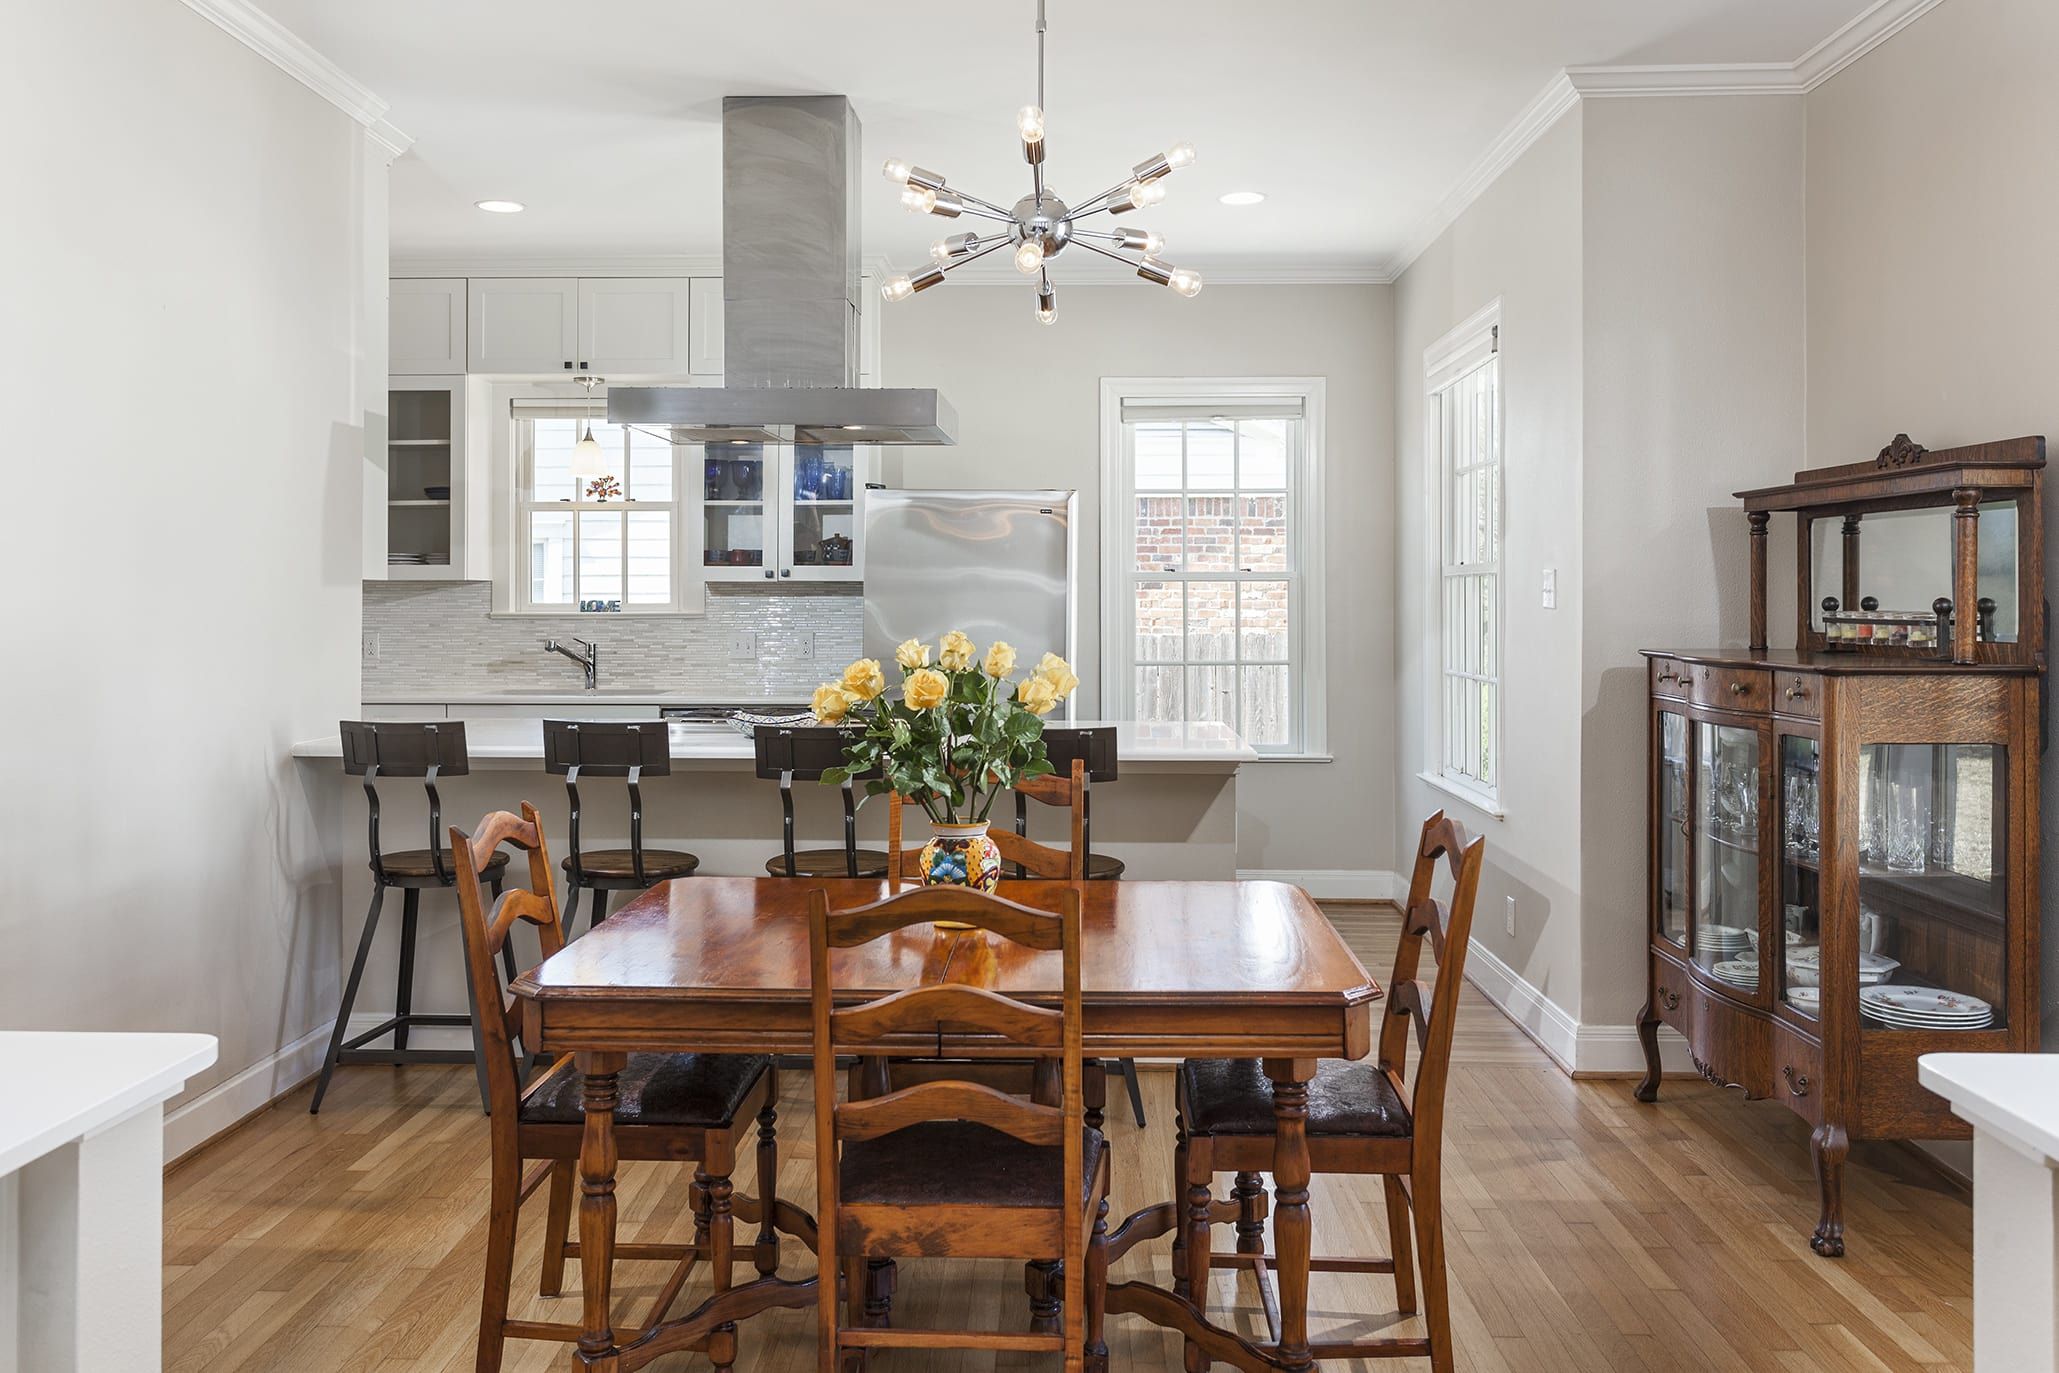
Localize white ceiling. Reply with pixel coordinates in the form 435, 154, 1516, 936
261, 0, 1877, 275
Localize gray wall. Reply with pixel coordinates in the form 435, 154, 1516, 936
883, 283, 1397, 878
1803, 0, 2059, 1038
1394, 111, 1589, 1027
0, 0, 366, 1115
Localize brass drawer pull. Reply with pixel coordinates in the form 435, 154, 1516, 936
1656, 986, 1681, 1012
1784, 684, 1809, 701
1657, 670, 1686, 686
1784, 1064, 1810, 1097
1728, 681, 1748, 697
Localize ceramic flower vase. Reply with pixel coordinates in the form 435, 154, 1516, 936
918, 821, 1003, 920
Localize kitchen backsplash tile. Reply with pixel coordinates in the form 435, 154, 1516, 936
362, 580, 861, 701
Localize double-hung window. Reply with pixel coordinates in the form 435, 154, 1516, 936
1101, 379, 1326, 756
513, 404, 684, 612
1425, 305, 1502, 807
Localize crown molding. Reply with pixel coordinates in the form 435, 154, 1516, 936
1390, 72, 1578, 279
934, 257, 1395, 287
1390, 0, 1945, 280
394, 251, 1393, 286
178, 0, 414, 158
392, 253, 726, 279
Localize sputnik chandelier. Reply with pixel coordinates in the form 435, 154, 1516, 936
879, 0, 1201, 325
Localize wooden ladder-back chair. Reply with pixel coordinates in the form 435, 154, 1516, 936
450, 803, 783, 1373
808, 884, 1110, 1372
1173, 811, 1484, 1372
884, 756, 1087, 882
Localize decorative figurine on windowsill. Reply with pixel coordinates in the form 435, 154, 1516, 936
585, 474, 621, 502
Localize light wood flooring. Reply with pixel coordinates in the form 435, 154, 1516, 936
163, 904, 1977, 1371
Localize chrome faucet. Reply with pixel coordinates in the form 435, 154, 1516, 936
543, 638, 600, 690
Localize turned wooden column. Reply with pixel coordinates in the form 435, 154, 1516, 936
575, 1050, 627, 1371
1952, 486, 1982, 664
1841, 514, 1863, 612
1263, 1057, 1318, 1371
1748, 511, 1771, 651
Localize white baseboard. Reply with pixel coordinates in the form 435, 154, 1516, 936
161, 1012, 482, 1162
163, 1021, 337, 1162
1237, 868, 1407, 902
1461, 942, 1692, 1077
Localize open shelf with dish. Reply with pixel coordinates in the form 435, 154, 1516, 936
1639, 433, 2044, 1261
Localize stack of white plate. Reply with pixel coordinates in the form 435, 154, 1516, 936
1699, 924, 1754, 958
1860, 985, 1994, 1030
1708, 958, 1759, 991
1786, 947, 1899, 989
1747, 927, 1805, 952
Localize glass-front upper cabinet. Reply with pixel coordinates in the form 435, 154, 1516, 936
701, 443, 869, 583
1655, 711, 1689, 947
1778, 734, 1822, 1018
1850, 743, 2007, 1033
1694, 721, 1763, 997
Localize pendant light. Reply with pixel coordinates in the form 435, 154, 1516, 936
570, 375, 609, 478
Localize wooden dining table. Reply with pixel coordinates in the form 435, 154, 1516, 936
510, 876, 1382, 1372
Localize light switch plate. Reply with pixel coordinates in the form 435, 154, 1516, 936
1505, 895, 1516, 936
1541, 568, 1557, 610
728, 632, 757, 661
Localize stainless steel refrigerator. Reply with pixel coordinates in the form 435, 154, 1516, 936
863, 490, 1077, 720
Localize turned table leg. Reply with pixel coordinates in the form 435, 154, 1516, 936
576, 1051, 627, 1370
1264, 1057, 1317, 1372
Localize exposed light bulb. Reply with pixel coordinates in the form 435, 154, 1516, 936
1036, 285, 1056, 325
1116, 227, 1166, 255
1164, 141, 1197, 171
1168, 266, 1204, 298
930, 240, 954, 265
570, 425, 608, 478
931, 232, 979, 264
881, 273, 915, 303
1017, 105, 1045, 144
901, 185, 938, 215
1014, 237, 1046, 275
881, 157, 913, 184
1129, 179, 1166, 209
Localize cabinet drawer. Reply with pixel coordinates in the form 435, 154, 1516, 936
1651, 955, 1691, 1036
1690, 664, 1769, 713
1772, 671, 1821, 719
1772, 1021, 1824, 1122
1649, 659, 1692, 700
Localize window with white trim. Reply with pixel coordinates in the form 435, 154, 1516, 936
1101, 381, 1326, 756
514, 406, 685, 613
1428, 314, 1502, 802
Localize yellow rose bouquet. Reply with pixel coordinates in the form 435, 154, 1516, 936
810, 631, 1080, 824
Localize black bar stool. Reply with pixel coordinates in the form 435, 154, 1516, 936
754, 725, 889, 878
1021, 725, 1145, 1126
311, 720, 507, 1114
544, 719, 700, 934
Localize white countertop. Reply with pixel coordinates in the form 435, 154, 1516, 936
0, 1032, 218, 1176
363, 691, 769, 706
1918, 1053, 2059, 1165
292, 717, 1257, 767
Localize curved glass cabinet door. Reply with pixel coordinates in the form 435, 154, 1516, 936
1693, 721, 1763, 997
1778, 734, 1822, 1017
1656, 710, 1689, 947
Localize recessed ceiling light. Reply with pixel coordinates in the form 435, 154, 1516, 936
475, 199, 525, 214
1219, 191, 1266, 207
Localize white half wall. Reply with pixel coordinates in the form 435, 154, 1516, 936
0, 0, 370, 1150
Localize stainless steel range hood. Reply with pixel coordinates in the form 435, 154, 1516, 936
609, 95, 956, 446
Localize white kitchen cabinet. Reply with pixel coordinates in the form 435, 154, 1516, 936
698, 444, 872, 585
580, 278, 695, 375
688, 277, 724, 378
389, 278, 467, 374
378, 376, 489, 581
467, 278, 580, 374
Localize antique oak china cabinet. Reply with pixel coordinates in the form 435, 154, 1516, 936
1637, 434, 2045, 1257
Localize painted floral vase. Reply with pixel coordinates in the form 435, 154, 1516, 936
918, 820, 1004, 907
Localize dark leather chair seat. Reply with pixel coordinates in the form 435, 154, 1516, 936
562, 848, 700, 880
841, 1121, 1107, 1207
522, 1052, 771, 1129
763, 847, 891, 879
1085, 853, 1126, 880
1180, 1057, 1411, 1138
378, 848, 510, 880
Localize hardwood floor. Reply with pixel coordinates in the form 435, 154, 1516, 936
163, 903, 1976, 1371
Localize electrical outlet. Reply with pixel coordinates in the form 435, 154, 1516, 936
1541, 568, 1557, 610
792, 633, 816, 661
361, 631, 380, 661
1505, 895, 1516, 937
728, 632, 757, 661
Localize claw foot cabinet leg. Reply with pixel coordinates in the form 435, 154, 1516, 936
1634, 1000, 1663, 1104
1809, 1122, 1848, 1258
